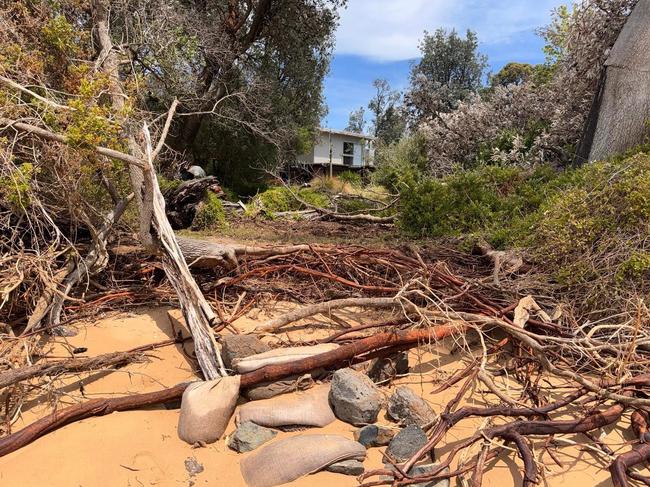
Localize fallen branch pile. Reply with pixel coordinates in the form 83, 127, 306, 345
2, 240, 649, 485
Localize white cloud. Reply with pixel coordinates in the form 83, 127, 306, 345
334, 0, 565, 61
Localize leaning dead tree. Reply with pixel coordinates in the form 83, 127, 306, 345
577, 0, 650, 162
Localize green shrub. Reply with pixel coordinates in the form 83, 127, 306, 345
398, 164, 563, 246
400, 153, 650, 312
255, 186, 329, 215
338, 170, 363, 187
525, 153, 650, 305
0, 163, 34, 210
372, 134, 428, 192
191, 192, 227, 230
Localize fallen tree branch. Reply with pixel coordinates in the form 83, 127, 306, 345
255, 296, 413, 332
0, 350, 145, 390
0, 117, 145, 169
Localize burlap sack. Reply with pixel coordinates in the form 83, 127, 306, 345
240, 434, 366, 487
237, 384, 335, 428
177, 375, 241, 444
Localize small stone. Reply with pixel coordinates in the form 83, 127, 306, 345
227, 421, 277, 453
51, 326, 78, 337
409, 464, 451, 487
354, 425, 396, 448
184, 457, 204, 476
221, 335, 270, 371
387, 386, 437, 427
382, 463, 450, 487
329, 368, 384, 425
386, 425, 428, 462
367, 352, 409, 383
325, 459, 365, 476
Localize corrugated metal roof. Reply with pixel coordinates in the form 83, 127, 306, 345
318, 127, 376, 140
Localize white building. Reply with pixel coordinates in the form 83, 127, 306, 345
296, 128, 375, 175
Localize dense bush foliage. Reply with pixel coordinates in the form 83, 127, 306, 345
398, 165, 565, 245
527, 152, 650, 306
372, 134, 429, 192
399, 150, 650, 309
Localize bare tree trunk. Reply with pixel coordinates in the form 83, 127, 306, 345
91, 0, 225, 378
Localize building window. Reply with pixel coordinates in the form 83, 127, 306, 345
343, 141, 354, 166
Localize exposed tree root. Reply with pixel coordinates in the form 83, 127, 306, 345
0, 324, 461, 458
0, 351, 145, 391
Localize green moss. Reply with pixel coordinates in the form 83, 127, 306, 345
191, 192, 227, 230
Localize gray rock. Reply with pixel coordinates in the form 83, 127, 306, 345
325, 459, 365, 476
227, 421, 277, 453
354, 425, 396, 448
184, 457, 204, 476
409, 464, 451, 487
382, 463, 450, 487
329, 368, 384, 425
51, 326, 78, 337
221, 335, 270, 371
367, 352, 409, 383
387, 386, 437, 427
386, 425, 428, 462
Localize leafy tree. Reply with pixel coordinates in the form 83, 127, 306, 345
489, 62, 534, 87
368, 79, 406, 144
407, 28, 488, 122
345, 107, 367, 133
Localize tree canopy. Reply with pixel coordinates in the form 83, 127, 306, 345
406, 28, 488, 122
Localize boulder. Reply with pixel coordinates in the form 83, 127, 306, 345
387, 386, 437, 427
221, 335, 270, 371
353, 425, 396, 448
325, 459, 365, 476
329, 368, 384, 425
367, 352, 409, 383
177, 376, 241, 445
227, 421, 277, 453
386, 425, 428, 462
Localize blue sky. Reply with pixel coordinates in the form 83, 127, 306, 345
322, 0, 566, 130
